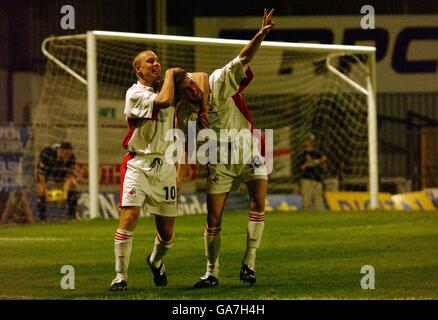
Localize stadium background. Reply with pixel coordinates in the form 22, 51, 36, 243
1, 0, 438, 302
1, 0, 438, 221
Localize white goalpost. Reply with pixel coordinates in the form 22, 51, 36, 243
86, 31, 100, 221
37, 30, 378, 218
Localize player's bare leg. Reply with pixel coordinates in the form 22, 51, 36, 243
110, 206, 141, 291
241, 179, 267, 284
193, 192, 228, 288
146, 215, 175, 286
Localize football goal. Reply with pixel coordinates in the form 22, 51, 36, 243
34, 31, 377, 217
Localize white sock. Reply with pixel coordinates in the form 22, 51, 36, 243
114, 228, 133, 280
204, 224, 221, 278
243, 211, 265, 269
149, 233, 174, 268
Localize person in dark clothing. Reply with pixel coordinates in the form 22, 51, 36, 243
36, 142, 79, 221
298, 133, 327, 211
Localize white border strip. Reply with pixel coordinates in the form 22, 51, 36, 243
47, 30, 375, 54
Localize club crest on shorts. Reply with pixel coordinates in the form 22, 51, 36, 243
127, 188, 136, 197
210, 175, 220, 184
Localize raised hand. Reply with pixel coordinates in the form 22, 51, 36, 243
238, 8, 276, 65
260, 8, 275, 35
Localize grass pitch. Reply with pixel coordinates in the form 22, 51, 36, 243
1, 211, 437, 300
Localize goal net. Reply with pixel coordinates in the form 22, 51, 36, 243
24, 31, 377, 220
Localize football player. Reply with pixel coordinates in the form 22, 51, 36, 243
175, 9, 275, 287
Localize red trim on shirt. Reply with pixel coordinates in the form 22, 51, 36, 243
122, 118, 140, 149
122, 106, 160, 150
118, 152, 136, 208
232, 67, 265, 156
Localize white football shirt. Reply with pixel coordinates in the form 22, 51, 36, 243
122, 81, 175, 156
208, 56, 254, 141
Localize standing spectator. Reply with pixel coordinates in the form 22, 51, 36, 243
36, 142, 79, 221
298, 133, 327, 211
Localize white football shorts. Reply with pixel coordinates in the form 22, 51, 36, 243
206, 140, 268, 195
119, 152, 178, 217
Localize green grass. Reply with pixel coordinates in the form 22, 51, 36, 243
1, 211, 438, 300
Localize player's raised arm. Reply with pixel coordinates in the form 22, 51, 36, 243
154, 67, 185, 108
239, 8, 275, 66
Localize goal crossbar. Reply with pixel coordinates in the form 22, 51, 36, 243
40, 31, 376, 90
43, 30, 376, 54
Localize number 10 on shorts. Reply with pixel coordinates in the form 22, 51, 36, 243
164, 186, 176, 200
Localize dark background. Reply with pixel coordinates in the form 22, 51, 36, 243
2, 0, 438, 73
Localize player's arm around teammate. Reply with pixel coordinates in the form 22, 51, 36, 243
110, 49, 184, 291
118, 66, 184, 232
